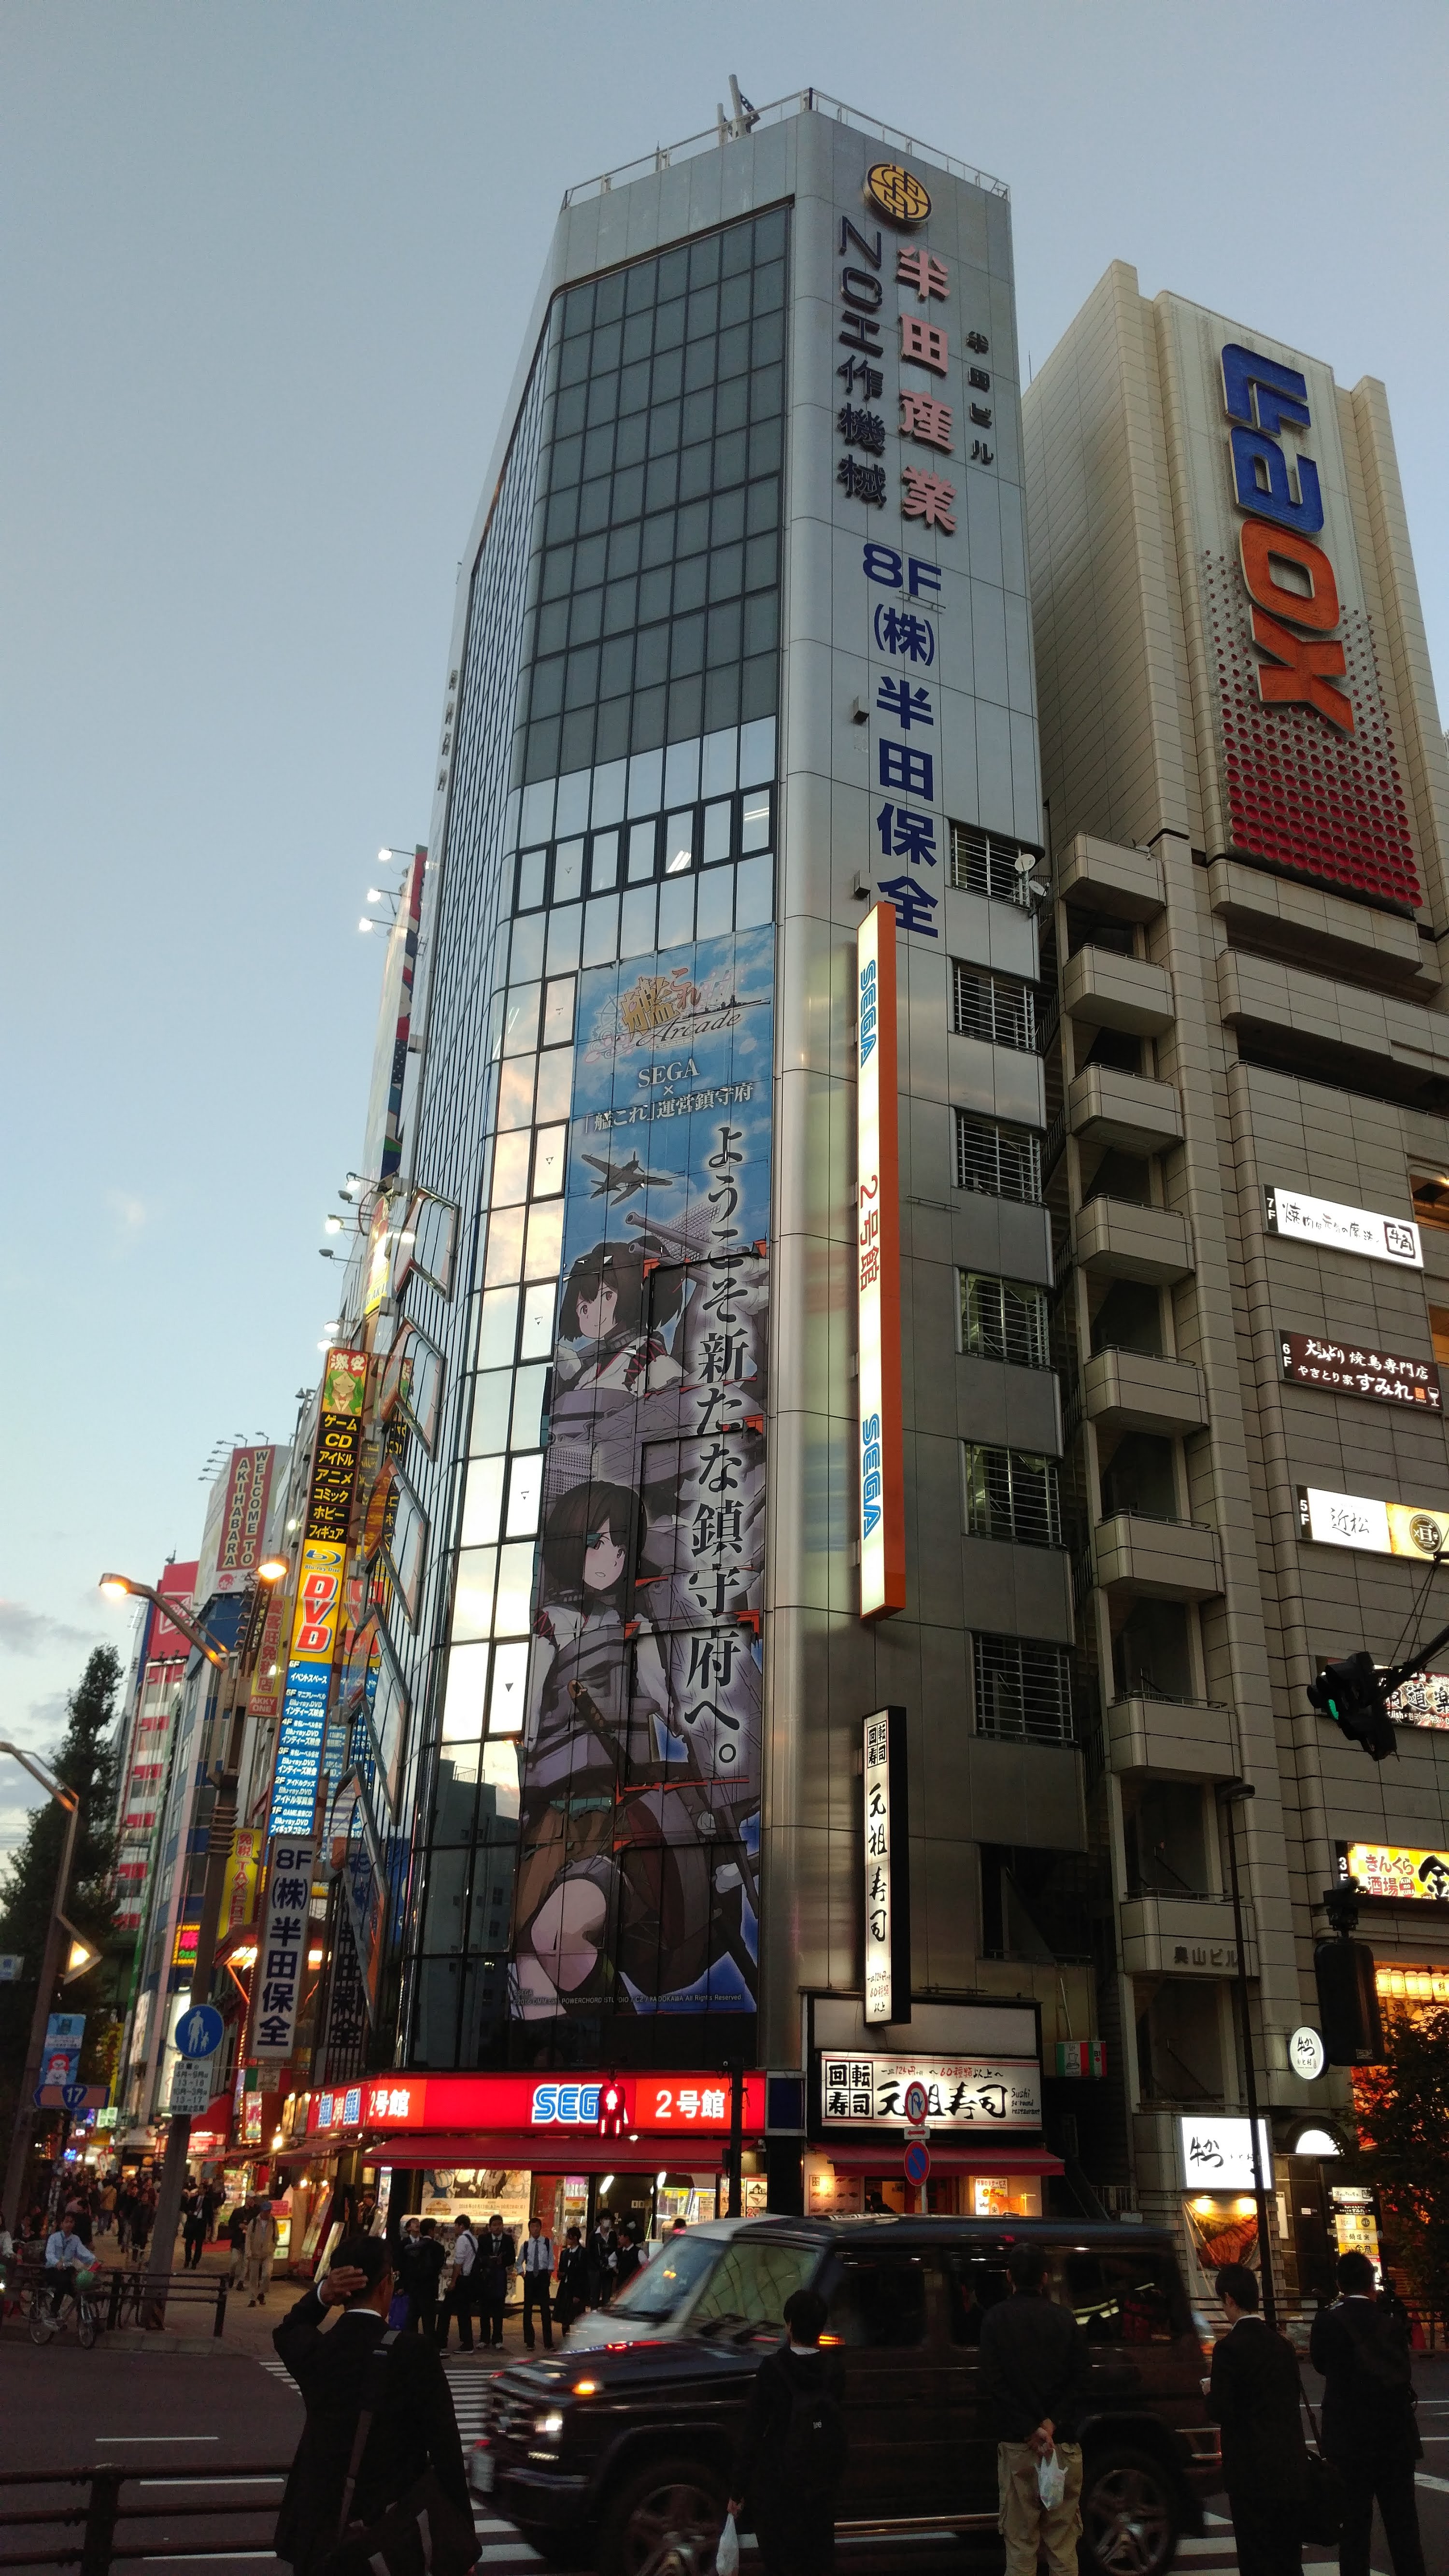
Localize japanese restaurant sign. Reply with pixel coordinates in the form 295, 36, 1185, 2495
1342, 1842, 1449, 1903
1265, 1186, 1421, 1268
862, 1707, 909, 2024
1279, 1331, 1441, 1410
821, 2054, 1042, 2130
1298, 1487, 1449, 1561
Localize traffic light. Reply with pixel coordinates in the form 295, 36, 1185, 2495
1307, 1651, 1396, 1760
597, 2079, 626, 2139
1314, 1933, 1385, 2066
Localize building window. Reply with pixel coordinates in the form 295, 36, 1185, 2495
1411, 1173, 1449, 1233
963, 1445, 1062, 1549
959, 1271, 1051, 1368
953, 963, 1037, 1052
973, 1635, 1075, 1745
950, 821, 1037, 907
954, 1113, 1042, 1203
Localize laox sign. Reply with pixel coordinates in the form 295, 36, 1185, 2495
1222, 343, 1352, 735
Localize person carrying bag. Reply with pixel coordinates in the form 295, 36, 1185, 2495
272, 2232, 476, 2576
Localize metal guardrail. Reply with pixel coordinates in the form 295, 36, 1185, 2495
103, 2270, 230, 2337
0, 2464, 289, 2573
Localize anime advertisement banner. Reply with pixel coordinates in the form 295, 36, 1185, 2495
511, 925, 774, 2028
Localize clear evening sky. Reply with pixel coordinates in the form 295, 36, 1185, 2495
4, 1, 1446, 1858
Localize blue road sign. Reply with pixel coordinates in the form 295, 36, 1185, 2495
903, 2140, 931, 2187
176, 2003, 224, 2060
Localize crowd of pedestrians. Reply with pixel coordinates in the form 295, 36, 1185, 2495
385, 2204, 661, 2354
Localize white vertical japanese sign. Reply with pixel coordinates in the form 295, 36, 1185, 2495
251, 1841, 315, 2061
857, 903, 905, 1618
863, 1707, 910, 2025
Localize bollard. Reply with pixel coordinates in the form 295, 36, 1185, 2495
79, 2469, 123, 2576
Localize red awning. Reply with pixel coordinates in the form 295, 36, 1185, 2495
821, 2145, 1065, 2177
277, 2130, 735, 2174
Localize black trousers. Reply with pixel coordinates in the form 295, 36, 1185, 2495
522, 2277, 554, 2347
752, 2496, 834, 2576
1338, 2459, 1425, 2576
477, 2287, 507, 2346
433, 2279, 475, 2350
1227, 2492, 1304, 2576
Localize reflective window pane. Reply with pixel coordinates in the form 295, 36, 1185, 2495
533, 1124, 568, 1196
535, 1048, 574, 1121
506, 1452, 544, 1538
490, 1129, 531, 1207
451, 1548, 497, 1642
494, 1541, 536, 1637
475, 1288, 518, 1369
497, 1056, 536, 1128
461, 1453, 505, 1547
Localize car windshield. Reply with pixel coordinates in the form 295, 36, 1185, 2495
607, 2233, 723, 2321
689, 2236, 819, 2334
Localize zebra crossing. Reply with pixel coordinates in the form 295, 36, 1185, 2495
252, 2352, 1413, 2575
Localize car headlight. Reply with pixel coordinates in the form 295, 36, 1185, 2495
533, 2411, 565, 2442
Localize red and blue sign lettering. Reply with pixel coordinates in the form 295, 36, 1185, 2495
1221, 341, 1350, 734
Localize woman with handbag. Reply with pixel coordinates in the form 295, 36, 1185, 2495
272, 2232, 475, 2576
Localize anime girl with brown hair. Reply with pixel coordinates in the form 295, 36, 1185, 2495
552, 1239, 685, 1399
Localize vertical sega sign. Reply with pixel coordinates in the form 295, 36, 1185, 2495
856, 903, 905, 1619
1221, 343, 1352, 735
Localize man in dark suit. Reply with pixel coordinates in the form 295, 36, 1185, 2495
1207, 2261, 1307, 2576
272, 2232, 472, 2576
1310, 2251, 1424, 2576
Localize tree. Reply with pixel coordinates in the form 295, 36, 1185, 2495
1345, 2003, 1449, 2315
0, 1646, 123, 2162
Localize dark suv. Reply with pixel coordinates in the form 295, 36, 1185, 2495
470, 2216, 1221, 2575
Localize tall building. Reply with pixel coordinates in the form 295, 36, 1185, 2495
111, 1560, 198, 1937
288, 92, 1097, 2229
1023, 262, 1449, 2300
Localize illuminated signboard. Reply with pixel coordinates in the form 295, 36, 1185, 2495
1382, 1669, 1449, 1731
1279, 1331, 1441, 1412
266, 1351, 366, 1838
1343, 1842, 1449, 1903
1298, 1487, 1449, 1561
1204, 333, 1421, 909
864, 161, 931, 227
863, 1708, 910, 2026
299, 2071, 769, 2134
820, 2054, 1042, 2130
856, 904, 904, 1618
1178, 2115, 1273, 2192
1265, 1187, 1421, 1268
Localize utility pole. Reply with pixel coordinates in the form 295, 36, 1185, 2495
1218, 1780, 1277, 2329
0, 1745, 81, 2228
725, 2060, 744, 2217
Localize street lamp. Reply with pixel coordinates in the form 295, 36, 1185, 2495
0, 1742, 82, 2229
1216, 1779, 1277, 2328
99, 1573, 229, 1668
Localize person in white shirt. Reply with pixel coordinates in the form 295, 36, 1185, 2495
44, 2224, 90, 2315
517, 2216, 555, 2350
435, 2213, 479, 2352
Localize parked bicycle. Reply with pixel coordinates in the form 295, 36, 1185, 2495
28, 2273, 100, 2348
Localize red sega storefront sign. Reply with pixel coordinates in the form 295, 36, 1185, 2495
297, 2070, 766, 2144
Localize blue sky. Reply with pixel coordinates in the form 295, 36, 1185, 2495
3, 1, 1446, 1858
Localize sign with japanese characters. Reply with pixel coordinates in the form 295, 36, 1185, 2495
820, 2054, 1041, 2130
302, 2069, 768, 2135
1382, 1668, 1449, 1731
1298, 1487, 1449, 1561
862, 1708, 909, 2022
1280, 1331, 1440, 1410
511, 926, 773, 2027
1343, 1842, 1449, 1903
1264, 1186, 1422, 1268
857, 907, 904, 1617
1178, 2115, 1273, 2192
267, 1538, 345, 1836
251, 1839, 314, 2059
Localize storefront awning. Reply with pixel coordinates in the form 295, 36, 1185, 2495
820, 2144, 1065, 2177
277, 2131, 737, 2174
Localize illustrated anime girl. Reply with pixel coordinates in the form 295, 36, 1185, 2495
552, 1240, 685, 1402
512, 1479, 671, 2019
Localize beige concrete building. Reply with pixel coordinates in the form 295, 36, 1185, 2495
1023, 261, 1449, 2304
